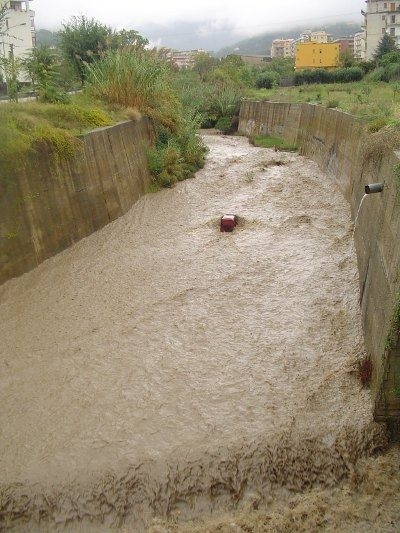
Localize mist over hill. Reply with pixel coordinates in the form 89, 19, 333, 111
135, 20, 239, 52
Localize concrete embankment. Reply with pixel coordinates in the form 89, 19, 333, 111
239, 101, 400, 436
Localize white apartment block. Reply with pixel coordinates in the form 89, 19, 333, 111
354, 30, 367, 59
0, 0, 35, 81
362, 1, 400, 59
298, 30, 333, 43
271, 39, 295, 58
167, 49, 205, 70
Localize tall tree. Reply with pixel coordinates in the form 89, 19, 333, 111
58, 16, 111, 84
0, 52, 21, 101
107, 29, 148, 51
192, 51, 218, 81
374, 33, 398, 60
22, 45, 68, 102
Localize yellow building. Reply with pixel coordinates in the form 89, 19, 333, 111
295, 42, 339, 70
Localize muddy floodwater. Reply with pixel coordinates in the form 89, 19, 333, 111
0, 134, 398, 531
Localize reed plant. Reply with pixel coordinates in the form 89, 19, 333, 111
85, 49, 207, 188
85, 49, 180, 131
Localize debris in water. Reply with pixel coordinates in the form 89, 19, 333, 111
220, 214, 238, 232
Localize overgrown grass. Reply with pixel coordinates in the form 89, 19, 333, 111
85, 49, 180, 131
385, 293, 400, 352
0, 98, 116, 184
249, 134, 297, 152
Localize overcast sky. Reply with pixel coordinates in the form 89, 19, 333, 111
33, 0, 363, 37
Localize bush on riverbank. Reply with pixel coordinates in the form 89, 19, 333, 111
85, 49, 207, 189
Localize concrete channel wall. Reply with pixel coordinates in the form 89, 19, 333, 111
239, 100, 400, 438
0, 119, 153, 285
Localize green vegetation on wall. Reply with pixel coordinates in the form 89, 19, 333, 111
0, 99, 115, 187
385, 294, 400, 352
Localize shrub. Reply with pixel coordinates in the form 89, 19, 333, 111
215, 116, 232, 133
294, 67, 364, 85
255, 71, 278, 89
326, 99, 339, 108
367, 117, 389, 132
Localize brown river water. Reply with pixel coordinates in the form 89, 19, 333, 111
0, 134, 399, 531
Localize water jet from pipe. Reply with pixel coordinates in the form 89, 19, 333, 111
353, 183, 384, 235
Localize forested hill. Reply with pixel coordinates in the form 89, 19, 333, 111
217, 22, 362, 57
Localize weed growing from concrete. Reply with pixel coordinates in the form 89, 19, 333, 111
244, 171, 255, 183
249, 134, 297, 152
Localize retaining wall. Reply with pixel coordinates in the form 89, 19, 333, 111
0, 119, 153, 285
239, 100, 400, 437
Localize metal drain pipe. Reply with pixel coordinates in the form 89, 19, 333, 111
365, 183, 384, 194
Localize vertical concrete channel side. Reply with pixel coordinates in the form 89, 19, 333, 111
239, 100, 400, 439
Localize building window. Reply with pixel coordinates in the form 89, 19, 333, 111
10, 1, 27, 12
390, 27, 396, 35
384, 2, 388, 7
392, 15, 396, 22
383, 28, 387, 33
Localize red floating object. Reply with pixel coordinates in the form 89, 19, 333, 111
220, 214, 237, 232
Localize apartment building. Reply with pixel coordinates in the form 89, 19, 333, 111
362, 1, 400, 59
334, 37, 355, 56
167, 49, 205, 70
271, 38, 295, 58
295, 42, 340, 70
354, 30, 367, 59
0, 0, 36, 81
298, 30, 333, 44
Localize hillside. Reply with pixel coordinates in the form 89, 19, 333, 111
217, 22, 362, 57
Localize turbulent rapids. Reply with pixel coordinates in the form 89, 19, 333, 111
0, 134, 397, 531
